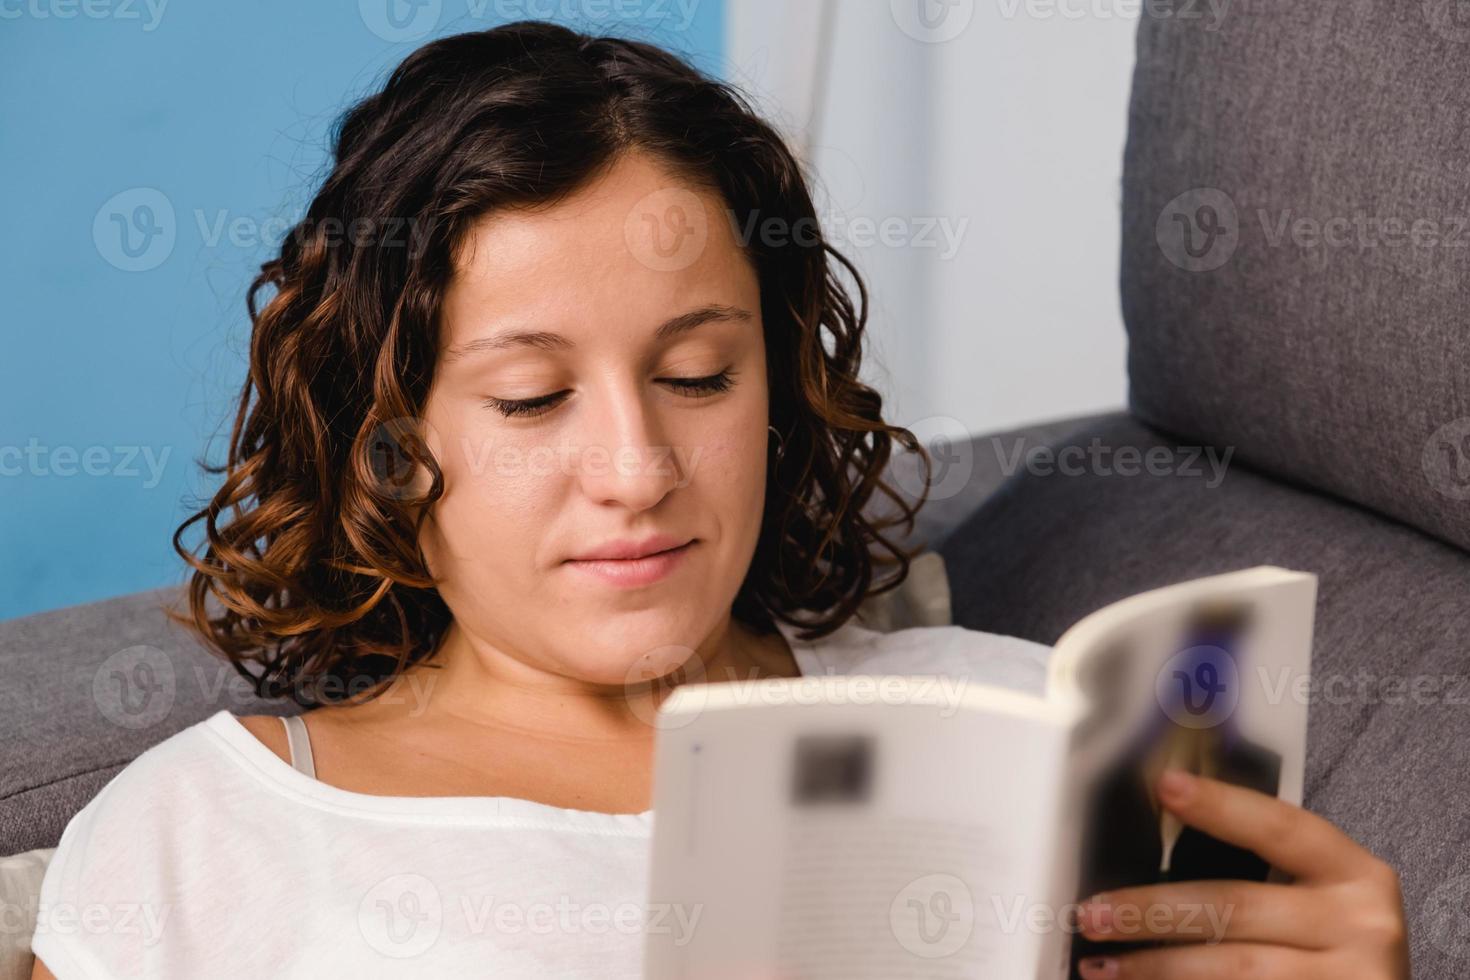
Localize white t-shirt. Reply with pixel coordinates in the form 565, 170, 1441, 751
32, 618, 1051, 979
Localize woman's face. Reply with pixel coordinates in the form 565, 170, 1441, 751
416, 150, 770, 687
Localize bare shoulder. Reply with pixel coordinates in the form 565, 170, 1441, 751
233, 714, 292, 766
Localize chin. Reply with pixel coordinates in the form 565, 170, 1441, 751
556, 606, 714, 687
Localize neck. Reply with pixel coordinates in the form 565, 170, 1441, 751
367, 614, 800, 745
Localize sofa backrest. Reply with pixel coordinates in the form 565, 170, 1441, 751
1121, 1, 1470, 552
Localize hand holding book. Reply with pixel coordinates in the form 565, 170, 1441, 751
1075, 769, 1410, 979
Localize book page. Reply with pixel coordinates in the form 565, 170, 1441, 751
644, 678, 1074, 979
1045, 567, 1317, 978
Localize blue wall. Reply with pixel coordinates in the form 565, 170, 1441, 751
0, 0, 725, 621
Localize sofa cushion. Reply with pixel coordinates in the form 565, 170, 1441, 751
0, 588, 296, 856
1121, 1, 1470, 553
939, 413, 1470, 976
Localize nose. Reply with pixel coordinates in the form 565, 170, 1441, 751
573, 383, 685, 513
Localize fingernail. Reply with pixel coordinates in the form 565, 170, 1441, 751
1081, 895, 1113, 935
1159, 768, 1195, 801
1080, 957, 1119, 979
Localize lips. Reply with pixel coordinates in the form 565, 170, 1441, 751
565, 534, 693, 563
563, 539, 696, 588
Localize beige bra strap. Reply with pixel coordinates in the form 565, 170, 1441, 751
279, 714, 316, 779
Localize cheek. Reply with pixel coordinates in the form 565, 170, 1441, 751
680, 407, 769, 531
422, 416, 562, 573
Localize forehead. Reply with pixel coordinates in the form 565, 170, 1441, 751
440, 151, 757, 348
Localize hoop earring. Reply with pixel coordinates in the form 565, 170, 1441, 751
767, 424, 787, 462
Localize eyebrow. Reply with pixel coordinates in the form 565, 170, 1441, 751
442, 304, 754, 362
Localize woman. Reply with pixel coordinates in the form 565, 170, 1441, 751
31, 21, 1409, 979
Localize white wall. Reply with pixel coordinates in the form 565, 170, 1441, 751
725, 0, 1139, 439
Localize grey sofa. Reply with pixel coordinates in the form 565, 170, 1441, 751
3, 2, 1468, 975
932, 5, 1469, 974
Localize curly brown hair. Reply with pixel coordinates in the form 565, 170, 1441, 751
169, 21, 933, 708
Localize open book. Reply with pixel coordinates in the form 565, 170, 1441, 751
643, 566, 1318, 979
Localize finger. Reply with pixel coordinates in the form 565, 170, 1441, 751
1155, 769, 1376, 883
1078, 881, 1335, 949
1077, 941, 1325, 980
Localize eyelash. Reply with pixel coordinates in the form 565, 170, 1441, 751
484, 370, 736, 419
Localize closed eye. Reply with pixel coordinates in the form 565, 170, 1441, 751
484, 369, 736, 419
